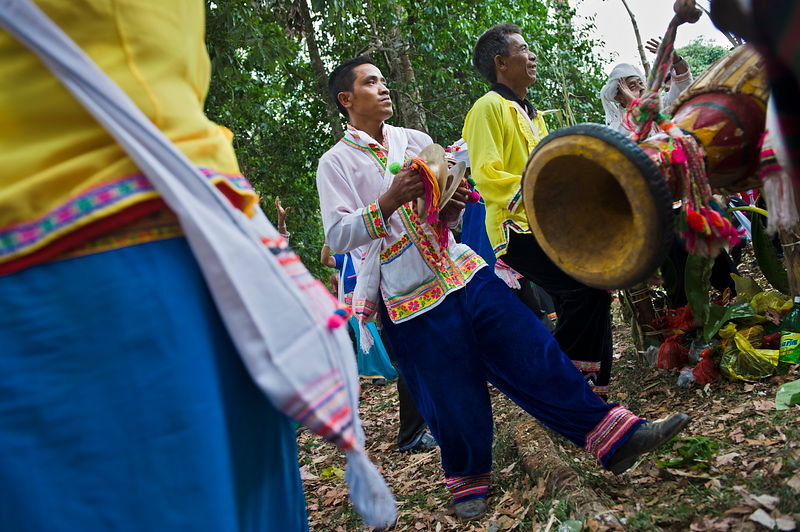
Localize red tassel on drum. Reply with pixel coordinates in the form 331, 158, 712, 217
686, 209, 708, 234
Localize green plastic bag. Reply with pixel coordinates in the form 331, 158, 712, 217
718, 323, 779, 381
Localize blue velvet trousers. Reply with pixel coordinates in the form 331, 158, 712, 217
381, 267, 642, 502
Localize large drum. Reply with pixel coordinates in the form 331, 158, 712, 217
521, 45, 768, 289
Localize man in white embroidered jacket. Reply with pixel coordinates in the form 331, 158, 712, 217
315, 56, 690, 521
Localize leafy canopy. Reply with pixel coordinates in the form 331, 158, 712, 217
204, 0, 609, 279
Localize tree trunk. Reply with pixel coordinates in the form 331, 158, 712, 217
620, 0, 651, 77
780, 223, 800, 297
385, 4, 428, 133
297, 0, 344, 140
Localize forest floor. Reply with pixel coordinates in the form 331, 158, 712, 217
298, 262, 800, 531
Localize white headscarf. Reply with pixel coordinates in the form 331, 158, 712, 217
599, 63, 645, 133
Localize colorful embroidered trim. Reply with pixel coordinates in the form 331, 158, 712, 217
352, 296, 379, 320
341, 136, 387, 173
281, 368, 355, 451
384, 248, 485, 323
0, 168, 255, 263
759, 146, 782, 178
506, 187, 523, 213
445, 472, 491, 502
52, 209, 182, 261
260, 234, 341, 325
397, 203, 451, 274
584, 405, 642, 461
362, 201, 388, 240
572, 360, 602, 373
492, 218, 531, 257
592, 385, 610, 396
380, 234, 412, 264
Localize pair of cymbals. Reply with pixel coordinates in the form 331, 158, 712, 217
415, 144, 467, 217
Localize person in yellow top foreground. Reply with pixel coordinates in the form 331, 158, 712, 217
0, 1, 374, 530
463, 23, 616, 400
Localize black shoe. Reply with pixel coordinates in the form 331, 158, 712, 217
454, 498, 487, 520
606, 413, 691, 475
399, 431, 437, 453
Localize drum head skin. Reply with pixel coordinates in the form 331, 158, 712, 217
522, 123, 674, 289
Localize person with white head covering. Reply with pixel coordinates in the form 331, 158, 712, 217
601, 40, 692, 136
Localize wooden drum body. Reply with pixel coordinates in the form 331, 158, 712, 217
521, 45, 768, 289
641, 45, 768, 194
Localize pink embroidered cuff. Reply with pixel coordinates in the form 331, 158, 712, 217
361, 201, 388, 239
584, 405, 642, 462
445, 472, 491, 502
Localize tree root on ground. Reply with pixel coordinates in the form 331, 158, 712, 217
498, 404, 624, 530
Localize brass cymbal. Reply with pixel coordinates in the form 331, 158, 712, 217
414, 144, 466, 215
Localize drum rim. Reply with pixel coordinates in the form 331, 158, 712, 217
521, 123, 674, 289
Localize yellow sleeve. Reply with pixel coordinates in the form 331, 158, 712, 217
534, 114, 549, 139
462, 96, 522, 210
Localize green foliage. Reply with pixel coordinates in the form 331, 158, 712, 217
676, 37, 731, 77
685, 253, 713, 325
204, 0, 608, 278
703, 301, 755, 340
751, 212, 790, 294
657, 436, 720, 470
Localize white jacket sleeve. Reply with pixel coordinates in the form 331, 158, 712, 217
316, 154, 389, 253
662, 67, 694, 113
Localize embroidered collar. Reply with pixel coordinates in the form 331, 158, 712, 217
346, 123, 389, 152
491, 83, 537, 119
342, 123, 390, 172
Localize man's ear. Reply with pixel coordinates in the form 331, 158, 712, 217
493, 54, 506, 73
337, 91, 352, 113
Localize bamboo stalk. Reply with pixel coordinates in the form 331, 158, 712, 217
620, 0, 651, 76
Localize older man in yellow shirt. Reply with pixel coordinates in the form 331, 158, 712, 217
463, 23, 615, 400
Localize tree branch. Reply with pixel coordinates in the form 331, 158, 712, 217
620, 0, 651, 76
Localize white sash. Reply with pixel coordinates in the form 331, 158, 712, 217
0, 0, 395, 527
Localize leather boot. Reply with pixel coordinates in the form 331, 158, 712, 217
606, 413, 691, 475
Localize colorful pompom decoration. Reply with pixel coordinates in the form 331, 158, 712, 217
388, 162, 402, 175
327, 307, 351, 330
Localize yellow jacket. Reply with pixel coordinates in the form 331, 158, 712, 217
462, 91, 548, 256
0, 0, 255, 269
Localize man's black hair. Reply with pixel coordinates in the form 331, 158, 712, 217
328, 56, 376, 118
472, 23, 522, 83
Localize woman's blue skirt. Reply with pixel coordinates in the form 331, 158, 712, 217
0, 238, 308, 531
